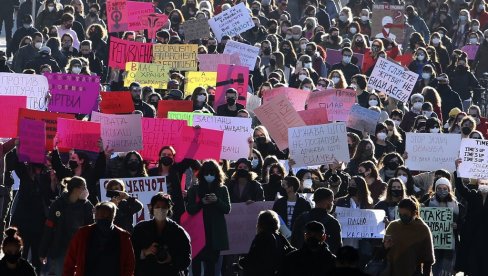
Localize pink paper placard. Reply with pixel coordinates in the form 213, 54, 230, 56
214, 64, 248, 109
139, 118, 186, 161
306, 88, 356, 121
298, 108, 329, 126
57, 118, 101, 152
109, 37, 153, 69
126, 1, 154, 31
180, 211, 206, 258
18, 119, 46, 163
174, 125, 223, 162
197, 54, 241, 72
262, 87, 310, 111
106, 0, 128, 32
142, 13, 169, 39
0, 95, 27, 138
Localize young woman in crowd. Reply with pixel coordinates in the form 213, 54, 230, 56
0, 227, 36, 276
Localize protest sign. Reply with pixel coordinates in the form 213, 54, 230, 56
45, 73, 100, 114
0, 73, 49, 110
246, 93, 261, 112
126, 1, 154, 31
254, 94, 305, 150
197, 54, 241, 71
157, 100, 193, 118
100, 176, 167, 223
367, 57, 418, 102
346, 104, 381, 133
214, 64, 248, 109
325, 48, 364, 68
335, 207, 386, 238
208, 3, 254, 41
56, 118, 101, 152
458, 138, 488, 179
109, 37, 153, 69
152, 44, 198, 71
173, 125, 224, 162
91, 111, 143, 152
124, 62, 170, 89
100, 92, 134, 114
371, 4, 405, 44
405, 133, 461, 171
0, 96, 26, 138
262, 87, 310, 111
222, 201, 274, 255
223, 40, 260, 70
297, 108, 329, 126
180, 211, 205, 258
421, 207, 454, 249
139, 118, 186, 162
461, 45, 479, 60
193, 115, 253, 160
141, 13, 169, 39
306, 89, 356, 121
181, 18, 210, 42
106, 0, 128, 32
184, 71, 217, 95
167, 111, 212, 126
289, 122, 349, 167
18, 119, 46, 164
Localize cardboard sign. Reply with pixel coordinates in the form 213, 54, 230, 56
141, 13, 169, 39
126, 1, 154, 31
371, 4, 405, 44
181, 18, 210, 42
139, 118, 186, 161
157, 100, 193, 118
223, 40, 260, 70
254, 94, 305, 150
100, 177, 167, 223
18, 119, 46, 164
184, 71, 217, 96
325, 48, 364, 68
297, 108, 329, 126
458, 138, 488, 179
367, 57, 418, 102
306, 89, 356, 121
152, 44, 198, 71
421, 207, 454, 250
346, 104, 381, 133
173, 125, 224, 162
461, 44, 479, 60
213, 64, 248, 109
91, 111, 143, 152
208, 3, 254, 41
222, 201, 275, 255
109, 37, 153, 69
193, 115, 253, 160
0, 73, 49, 110
167, 111, 212, 126
0, 96, 27, 138
335, 207, 386, 238
124, 62, 170, 89
246, 92, 261, 112
405, 133, 461, 171
263, 87, 310, 112
18, 109, 75, 150
197, 54, 241, 72
106, 0, 128, 32
56, 118, 101, 152
288, 122, 349, 167
180, 211, 206, 258
100, 92, 134, 114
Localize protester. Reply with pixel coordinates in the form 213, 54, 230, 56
105, 179, 143, 233
0, 227, 36, 276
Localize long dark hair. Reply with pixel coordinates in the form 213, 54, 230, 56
123, 151, 148, 177
197, 159, 226, 190
350, 176, 373, 208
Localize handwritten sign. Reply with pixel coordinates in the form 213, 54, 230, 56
223, 40, 259, 70
18, 119, 46, 163
124, 62, 170, 89
152, 44, 198, 71
461, 45, 479, 60
139, 118, 186, 161
184, 71, 217, 96
193, 115, 252, 160
126, 1, 154, 31
109, 37, 153, 69
214, 64, 248, 109
289, 122, 349, 167
307, 89, 356, 121
263, 87, 310, 111
254, 94, 305, 150
421, 207, 454, 249
0, 96, 26, 138
181, 18, 210, 42
56, 118, 101, 152
297, 108, 329, 126
246, 93, 261, 112
173, 125, 224, 162
106, 0, 127, 32
405, 133, 461, 171
91, 111, 143, 152
100, 92, 134, 114
367, 57, 418, 102
157, 100, 193, 118
167, 111, 212, 126
0, 73, 49, 110
325, 48, 364, 68
141, 13, 169, 39
198, 54, 241, 71
458, 138, 488, 179
335, 207, 386, 238
346, 104, 381, 133
208, 3, 253, 41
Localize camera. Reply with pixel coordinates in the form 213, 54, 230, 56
106, 190, 120, 198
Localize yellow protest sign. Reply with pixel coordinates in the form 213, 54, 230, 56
124, 62, 170, 89
152, 44, 198, 71
184, 71, 217, 95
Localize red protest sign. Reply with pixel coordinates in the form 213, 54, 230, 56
100, 92, 135, 114
174, 125, 223, 162
18, 119, 46, 164
298, 108, 329, 126
0, 96, 27, 138
156, 100, 193, 118
56, 118, 101, 152
109, 37, 153, 69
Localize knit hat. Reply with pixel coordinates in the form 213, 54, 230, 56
449, 107, 462, 118
435, 177, 451, 190
410, 93, 424, 103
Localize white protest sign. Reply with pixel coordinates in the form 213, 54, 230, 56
208, 3, 254, 41
405, 133, 461, 172
458, 138, 488, 179
193, 115, 253, 160
335, 207, 386, 238
91, 111, 143, 152
288, 122, 349, 167
223, 40, 260, 70
246, 92, 261, 112
100, 177, 167, 225
367, 57, 418, 102
0, 73, 49, 110
346, 104, 380, 133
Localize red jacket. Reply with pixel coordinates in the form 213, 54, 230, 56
63, 224, 135, 276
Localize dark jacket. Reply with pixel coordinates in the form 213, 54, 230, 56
448, 66, 482, 101
434, 83, 463, 121
276, 243, 336, 276
8, 26, 38, 57
132, 219, 191, 276
254, 140, 287, 159
26, 53, 61, 73
79, 52, 103, 75
474, 41, 488, 79
408, 15, 430, 42
227, 179, 264, 203
13, 44, 38, 73
216, 102, 245, 117
331, 62, 360, 83
272, 195, 312, 230
336, 195, 373, 209
114, 197, 143, 233
0, 257, 36, 276
242, 27, 268, 46
36, 9, 62, 30
135, 101, 156, 118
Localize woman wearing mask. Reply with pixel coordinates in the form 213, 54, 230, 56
250, 149, 264, 179
253, 126, 287, 159
226, 158, 264, 203
299, 77, 315, 91
413, 63, 438, 95
371, 123, 396, 159
400, 93, 425, 131
39, 176, 94, 276
432, 4, 453, 32
358, 9, 372, 37
343, 22, 361, 42
187, 160, 231, 276
378, 152, 404, 182
181, 0, 199, 19
408, 47, 432, 77
367, 92, 383, 109
470, 0, 488, 29
263, 163, 286, 201
337, 7, 353, 35
468, 105, 488, 137
430, 32, 451, 72
451, 9, 471, 49
117, 151, 147, 178
295, 169, 314, 193
0, 227, 36, 276
191, 87, 216, 114
357, 161, 387, 204
105, 179, 143, 233
460, 116, 477, 138
36, 0, 61, 30
289, 67, 310, 88
375, 178, 407, 223
448, 112, 466, 134
65, 57, 89, 75
168, 9, 185, 34
362, 39, 384, 74
279, 40, 297, 67
84, 4, 106, 29
412, 115, 428, 133
346, 139, 377, 176
351, 33, 369, 54
394, 166, 421, 197
264, 52, 294, 83
421, 86, 443, 122
425, 117, 443, 134
384, 119, 405, 153
328, 70, 348, 88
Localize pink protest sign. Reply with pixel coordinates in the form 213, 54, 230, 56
180, 211, 205, 258
18, 119, 46, 164
45, 73, 100, 114
262, 87, 310, 111
57, 118, 101, 152
0, 96, 27, 138
127, 1, 154, 31
307, 88, 356, 121
461, 45, 479, 60
174, 125, 223, 162
298, 108, 329, 126
325, 48, 364, 68
106, 0, 128, 32
214, 64, 248, 109
109, 37, 153, 69
142, 13, 169, 39
139, 118, 186, 161
91, 111, 143, 152
197, 54, 241, 71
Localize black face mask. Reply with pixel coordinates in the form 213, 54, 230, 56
391, 189, 403, 197
269, 59, 276, 66
160, 156, 173, 166
269, 174, 282, 183
399, 214, 413, 224
127, 161, 140, 171
4, 252, 21, 263
305, 50, 315, 56
227, 98, 236, 106
305, 237, 322, 250
386, 161, 399, 170
69, 160, 78, 170
348, 186, 358, 196
252, 9, 259, 15
236, 169, 249, 179
462, 126, 472, 135
263, 48, 271, 55
207, 45, 217, 53
255, 136, 267, 144
96, 218, 113, 233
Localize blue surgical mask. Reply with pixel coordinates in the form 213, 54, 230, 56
204, 175, 215, 183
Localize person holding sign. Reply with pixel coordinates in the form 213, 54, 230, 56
105, 179, 143, 233
375, 178, 407, 223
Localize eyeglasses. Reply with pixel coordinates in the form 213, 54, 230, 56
372, 44, 381, 47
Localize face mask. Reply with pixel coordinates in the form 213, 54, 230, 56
369, 99, 378, 106
432, 38, 440, 45
300, 44, 307, 51
303, 179, 313, 189
436, 190, 449, 198
197, 94, 206, 102
48, 6, 55, 12
461, 126, 472, 135
23, 23, 31, 28
371, 46, 379, 53
348, 186, 358, 196
422, 72, 431, 79
153, 208, 168, 221
160, 156, 173, 166
252, 8, 259, 15
227, 97, 236, 106
399, 213, 413, 224
459, 15, 467, 22
391, 189, 403, 197
79, 189, 89, 201
417, 54, 425, 61
251, 159, 259, 168
376, 132, 387, 140
393, 120, 401, 126
204, 174, 215, 183
423, 111, 433, 117
305, 237, 321, 250
430, 128, 439, 133
332, 77, 340, 84
96, 218, 113, 232
292, 34, 301, 40
398, 175, 408, 184
302, 87, 311, 91
339, 15, 347, 22
207, 45, 217, 52
386, 161, 399, 170
361, 15, 369, 21
350, 27, 357, 34
34, 42, 42, 49
72, 66, 82, 74
298, 74, 307, 81
269, 59, 276, 66
69, 160, 78, 170
470, 38, 478, 44
263, 48, 271, 55
479, 4, 485, 10
127, 161, 140, 171
343, 56, 351, 63
236, 169, 249, 179
478, 184, 488, 194
413, 102, 423, 110
285, 35, 292, 40
303, 62, 312, 69
4, 252, 21, 264
269, 174, 282, 183
350, 83, 358, 90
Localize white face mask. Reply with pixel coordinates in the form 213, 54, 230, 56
79, 189, 89, 201
332, 77, 340, 84
478, 184, 488, 194
361, 15, 369, 21
369, 99, 378, 106
196, 94, 206, 102
423, 111, 433, 117
472, 26, 480, 32
444, 122, 450, 128
413, 102, 423, 110
298, 74, 307, 81
376, 132, 388, 140
251, 159, 259, 168
470, 38, 478, 44
23, 23, 31, 28
48, 6, 55, 12
422, 72, 431, 80
350, 83, 358, 90
393, 120, 401, 126
303, 179, 313, 189
300, 44, 307, 51
153, 208, 168, 221
285, 35, 292, 40
204, 174, 215, 183
343, 56, 351, 64
303, 62, 312, 69
479, 4, 485, 10
349, 27, 357, 34
72, 66, 82, 74
398, 175, 408, 184
292, 34, 301, 40
339, 15, 347, 22
302, 87, 311, 91
417, 54, 425, 61
430, 127, 439, 133
34, 42, 43, 49
432, 38, 440, 44
459, 15, 467, 22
